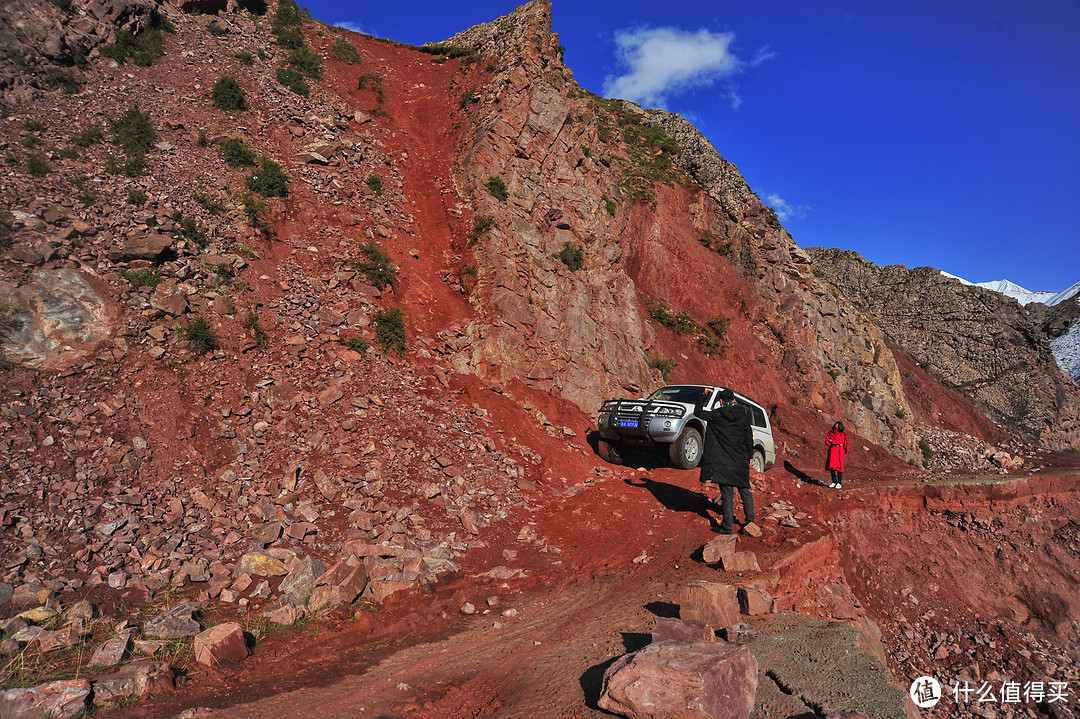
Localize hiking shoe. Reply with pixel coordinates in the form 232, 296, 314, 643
828, 482, 837, 488
835, 483, 843, 490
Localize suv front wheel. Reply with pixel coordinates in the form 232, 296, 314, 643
750, 449, 766, 473
669, 427, 703, 470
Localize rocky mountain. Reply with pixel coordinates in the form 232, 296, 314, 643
808, 248, 1080, 448
940, 273, 1059, 307
3, 0, 1080, 713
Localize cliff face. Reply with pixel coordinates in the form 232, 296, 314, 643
806, 248, 1080, 449
448, 2, 917, 459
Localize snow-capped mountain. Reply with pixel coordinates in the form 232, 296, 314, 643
942, 271, 1080, 382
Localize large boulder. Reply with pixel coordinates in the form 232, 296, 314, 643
193, 622, 249, 666
598, 640, 759, 719
0, 679, 90, 719
678, 581, 740, 630
143, 602, 203, 639
92, 661, 174, 705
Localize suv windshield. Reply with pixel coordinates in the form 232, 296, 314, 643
646, 386, 707, 404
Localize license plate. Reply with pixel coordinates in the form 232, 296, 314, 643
619, 419, 638, 428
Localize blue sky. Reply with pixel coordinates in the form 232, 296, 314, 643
308, 0, 1080, 292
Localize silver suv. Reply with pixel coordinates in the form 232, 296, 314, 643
597, 385, 776, 471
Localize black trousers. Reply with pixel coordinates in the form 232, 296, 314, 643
830, 469, 843, 485
719, 485, 754, 533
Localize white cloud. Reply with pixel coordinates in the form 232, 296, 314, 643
334, 20, 376, 35
763, 193, 811, 223
602, 26, 754, 109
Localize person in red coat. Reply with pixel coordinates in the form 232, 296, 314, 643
826, 421, 849, 489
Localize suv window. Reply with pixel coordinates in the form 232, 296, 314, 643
737, 400, 767, 428
646, 386, 706, 404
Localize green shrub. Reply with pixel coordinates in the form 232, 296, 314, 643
0, 211, 14, 247
72, 173, 96, 205
647, 354, 677, 381
126, 188, 147, 205
43, 68, 80, 93
357, 73, 386, 103
484, 176, 508, 202
173, 214, 208, 249
234, 51, 255, 66
469, 215, 494, 245
649, 303, 675, 328
604, 198, 617, 216
242, 308, 269, 347
271, 0, 306, 47
72, 124, 103, 147
919, 438, 934, 463
555, 242, 583, 271
219, 137, 256, 168
111, 105, 155, 159
5, 154, 18, 167
373, 307, 406, 354
675, 311, 701, 335
106, 153, 145, 177
212, 76, 247, 112
338, 336, 368, 355
100, 13, 172, 66
459, 89, 475, 109
240, 192, 272, 237
332, 38, 362, 64
365, 174, 383, 196
274, 28, 303, 49
185, 315, 218, 356
119, 267, 161, 289
207, 20, 228, 37
276, 67, 309, 96
26, 154, 50, 177
246, 157, 288, 197
288, 45, 322, 78
23, 118, 46, 132
194, 191, 225, 214
351, 241, 397, 289
56, 146, 80, 160
21, 135, 42, 149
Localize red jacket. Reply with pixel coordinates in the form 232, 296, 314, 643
826, 429, 849, 471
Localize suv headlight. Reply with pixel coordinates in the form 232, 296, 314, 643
652, 406, 685, 418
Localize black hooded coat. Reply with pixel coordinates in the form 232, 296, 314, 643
693, 394, 754, 488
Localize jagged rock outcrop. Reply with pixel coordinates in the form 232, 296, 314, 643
449, 1, 654, 410
806, 248, 1080, 449
448, 1, 918, 460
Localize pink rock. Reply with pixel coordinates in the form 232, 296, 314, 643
599, 640, 759, 719
737, 586, 774, 616
702, 535, 738, 564
92, 661, 173, 705
0, 678, 90, 719
678, 581, 740, 630
718, 552, 760, 573
193, 622, 249, 666
652, 617, 714, 644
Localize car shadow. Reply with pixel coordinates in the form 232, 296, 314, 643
624, 476, 722, 532
587, 429, 673, 470
783, 460, 827, 486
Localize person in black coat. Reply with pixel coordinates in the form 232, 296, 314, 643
694, 387, 755, 535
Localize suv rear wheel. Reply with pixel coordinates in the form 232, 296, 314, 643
669, 427, 703, 469
751, 449, 765, 473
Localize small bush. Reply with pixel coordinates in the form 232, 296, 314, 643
288, 45, 322, 78
100, 14, 171, 67
919, 438, 934, 463
185, 315, 218, 356
72, 124, 103, 147
373, 307, 406, 354
469, 215, 494, 245
604, 198, 617, 216
119, 267, 161, 289
126, 188, 147, 205
242, 308, 269, 347
207, 20, 228, 37
351, 241, 397, 289
338, 336, 368, 355
675, 312, 701, 335
484, 176, 508, 202
212, 76, 247, 112
106, 153, 145, 177
0, 211, 14, 247
43, 68, 81, 94
276, 67, 309, 96
555, 242, 583, 271
26, 154, 50, 177
173, 214, 208, 249
56, 146, 80, 160
274, 28, 303, 49
240, 192, 272, 236
72, 173, 96, 205
219, 137, 256, 168
194, 191, 225, 214
235, 51, 255, 66
246, 157, 288, 197
647, 354, 677, 381
707, 315, 731, 337
365, 174, 383, 196
111, 105, 156, 159
649, 303, 676, 328
23, 118, 46, 132
197, 128, 210, 147
21, 135, 42, 149
5, 154, 18, 167
332, 38, 362, 64
459, 90, 475, 108
357, 73, 386, 103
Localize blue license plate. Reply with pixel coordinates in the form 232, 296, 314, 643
619, 419, 638, 428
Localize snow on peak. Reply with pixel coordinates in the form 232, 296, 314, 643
940, 272, 1067, 306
